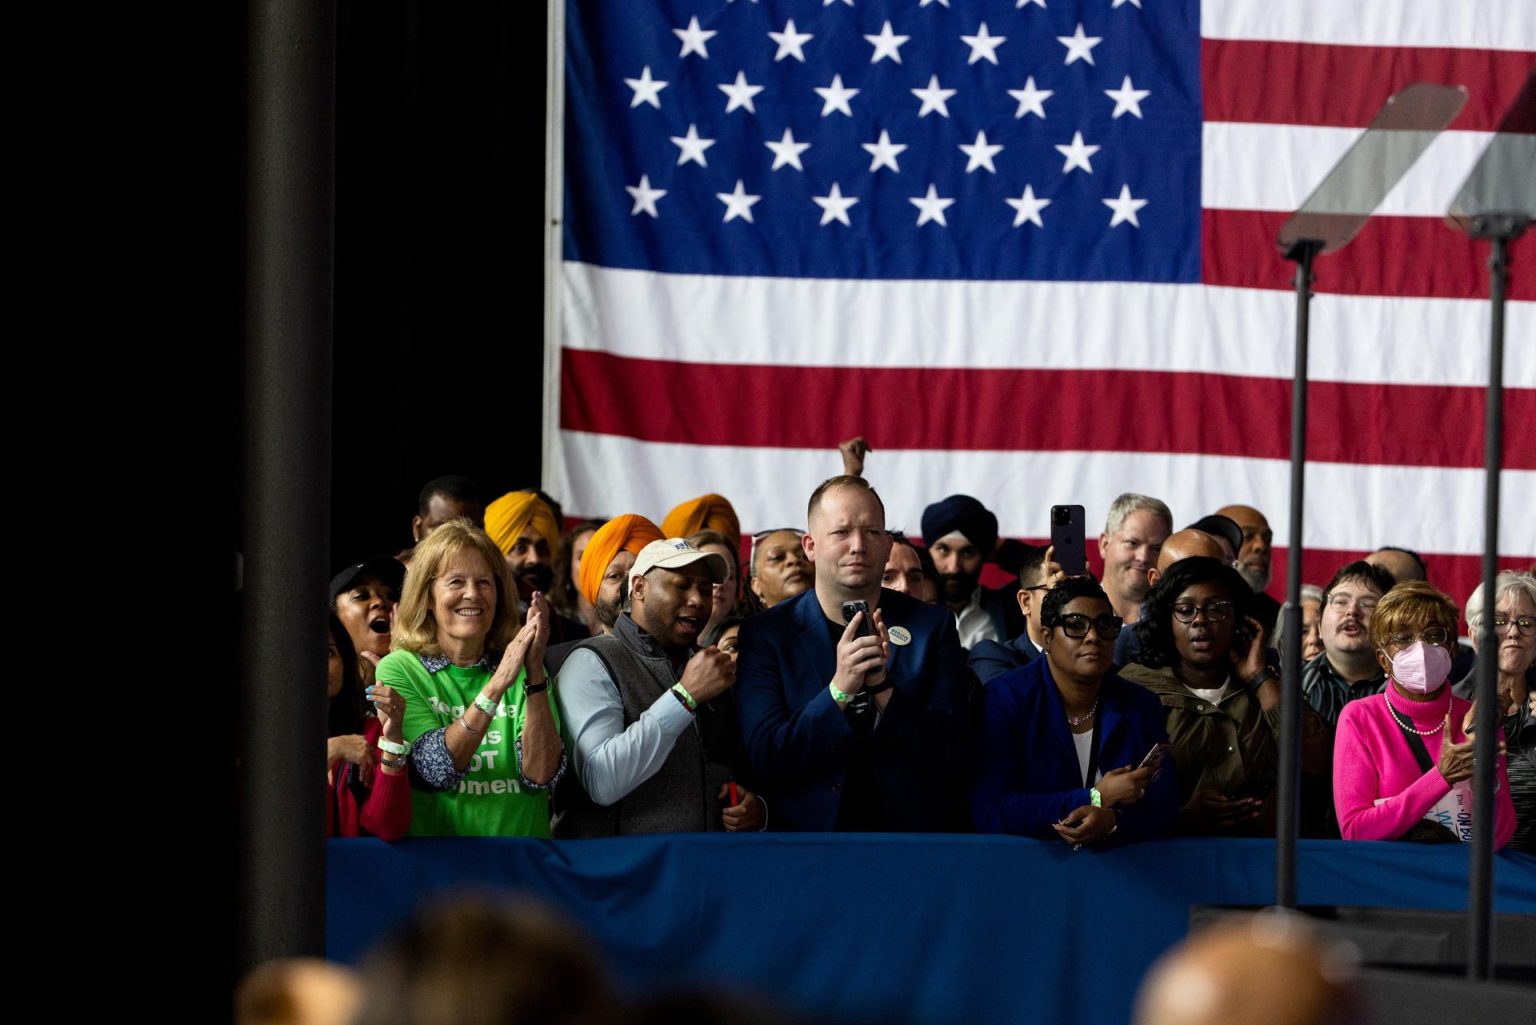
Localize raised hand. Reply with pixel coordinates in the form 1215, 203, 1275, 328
680, 646, 737, 704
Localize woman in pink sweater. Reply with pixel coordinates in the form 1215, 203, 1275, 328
1334, 581, 1514, 845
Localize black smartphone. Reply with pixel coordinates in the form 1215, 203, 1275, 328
1050, 504, 1087, 575
840, 600, 872, 636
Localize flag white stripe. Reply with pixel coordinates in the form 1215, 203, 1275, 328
551, 431, 1536, 557
563, 263, 1536, 389
1202, 1, 1536, 51
1203, 125, 1502, 217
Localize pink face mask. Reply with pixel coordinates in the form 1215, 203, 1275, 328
1390, 641, 1453, 694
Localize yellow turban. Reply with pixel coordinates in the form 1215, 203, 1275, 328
579, 514, 665, 606
661, 493, 740, 545
484, 491, 560, 556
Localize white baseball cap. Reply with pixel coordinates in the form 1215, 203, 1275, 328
630, 537, 730, 585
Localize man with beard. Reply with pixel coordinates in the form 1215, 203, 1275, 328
921, 494, 1023, 649
553, 538, 764, 836
737, 476, 969, 831
329, 556, 405, 687
544, 514, 665, 682
1300, 560, 1395, 728
485, 489, 588, 643
1099, 494, 1174, 624
1216, 504, 1280, 638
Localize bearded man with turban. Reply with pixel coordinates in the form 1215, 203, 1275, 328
485, 490, 589, 644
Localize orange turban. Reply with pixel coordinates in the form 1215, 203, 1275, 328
578, 514, 664, 605
661, 493, 740, 545
484, 491, 560, 556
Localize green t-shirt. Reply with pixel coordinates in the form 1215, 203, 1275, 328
376, 650, 561, 838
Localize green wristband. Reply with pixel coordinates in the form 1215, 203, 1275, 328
1090, 787, 1103, 808
671, 682, 698, 711
829, 682, 853, 705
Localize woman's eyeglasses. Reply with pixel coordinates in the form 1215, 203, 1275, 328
1055, 613, 1123, 640
1171, 600, 1232, 624
1387, 627, 1451, 648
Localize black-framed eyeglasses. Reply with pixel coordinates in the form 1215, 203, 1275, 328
1492, 614, 1535, 636
1055, 613, 1122, 640
1387, 627, 1451, 648
1172, 600, 1232, 624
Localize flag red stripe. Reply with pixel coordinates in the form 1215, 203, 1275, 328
1202, 208, 1536, 300
560, 349, 1536, 469
1203, 39, 1535, 132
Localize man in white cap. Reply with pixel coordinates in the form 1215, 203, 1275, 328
553, 537, 764, 836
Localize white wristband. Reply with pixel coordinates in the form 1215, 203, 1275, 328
376, 736, 411, 757
473, 693, 499, 716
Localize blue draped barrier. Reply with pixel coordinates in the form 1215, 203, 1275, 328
328, 836, 1536, 1025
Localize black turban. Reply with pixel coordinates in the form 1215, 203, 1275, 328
921, 494, 999, 557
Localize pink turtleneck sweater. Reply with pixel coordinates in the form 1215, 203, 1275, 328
1334, 687, 1514, 845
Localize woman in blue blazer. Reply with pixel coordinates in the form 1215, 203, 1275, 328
970, 576, 1177, 846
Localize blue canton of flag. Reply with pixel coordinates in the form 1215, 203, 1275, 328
564, 0, 1202, 282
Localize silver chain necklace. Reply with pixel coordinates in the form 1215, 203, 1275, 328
1066, 696, 1099, 727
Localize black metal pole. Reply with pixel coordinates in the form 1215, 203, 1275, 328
1469, 227, 1513, 980
240, 0, 336, 972
1277, 239, 1321, 910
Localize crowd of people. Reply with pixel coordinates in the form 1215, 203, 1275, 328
324, 457, 1534, 852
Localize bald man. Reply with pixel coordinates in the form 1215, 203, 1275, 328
1218, 504, 1282, 641
1135, 912, 1362, 1025
1365, 546, 1426, 584
1115, 529, 1228, 666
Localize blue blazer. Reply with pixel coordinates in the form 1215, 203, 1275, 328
968, 633, 1041, 684
969, 655, 1177, 843
736, 588, 970, 832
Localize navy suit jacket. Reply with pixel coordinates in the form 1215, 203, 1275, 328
969, 656, 1177, 843
736, 588, 969, 832
968, 633, 1041, 684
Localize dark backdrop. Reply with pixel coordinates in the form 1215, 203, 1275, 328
331, 2, 547, 568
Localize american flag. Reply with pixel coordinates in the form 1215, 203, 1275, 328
547, 0, 1535, 602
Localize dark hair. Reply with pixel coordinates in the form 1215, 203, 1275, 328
1041, 575, 1111, 627
1133, 557, 1255, 669
807, 474, 885, 523
1324, 560, 1395, 600
417, 474, 483, 516
1373, 545, 1427, 580
550, 518, 607, 621
887, 530, 938, 585
1011, 542, 1050, 587
327, 613, 370, 737
702, 615, 744, 648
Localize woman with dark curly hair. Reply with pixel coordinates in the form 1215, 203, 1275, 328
1124, 557, 1333, 836
327, 613, 411, 839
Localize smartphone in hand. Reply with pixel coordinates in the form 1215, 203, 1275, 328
841, 600, 873, 637
1050, 505, 1087, 575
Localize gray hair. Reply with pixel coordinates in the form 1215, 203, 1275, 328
1104, 492, 1173, 536
1465, 571, 1536, 631
1274, 583, 1325, 642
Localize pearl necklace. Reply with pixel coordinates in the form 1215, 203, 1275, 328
1384, 690, 1447, 736
1066, 697, 1099, 727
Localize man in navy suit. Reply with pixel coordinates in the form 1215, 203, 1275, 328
736, 475, 971, 831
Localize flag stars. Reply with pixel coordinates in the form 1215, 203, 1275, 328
959, 130, 1003, 174
1104, 184, 1148, 227
717, 180, 763, 223
1006, 184, 1051, 227
909, 184, 956, 227
1008, 76, 1053, 119
769, 20, 813, 62
625, 175, 666, 218
1055, 131, 1100, 173
865, 21, 910, 64
671, 124, 715, 167
961, 23, 1006, 66
1106, 75, 1150, 118
813, 182, 859, 226
912, 75, 957, 118
719, 71, 765, 114
765, 127, 811, 171
862, 129, 907, 172
674, 17, 716, 59
624, 66, 667, 109
1057, 23, 1102, 66
815, 74, 860, 117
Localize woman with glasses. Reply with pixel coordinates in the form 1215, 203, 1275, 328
747, 528, 812, 610
970, 575, 1177, 846
1124, 558, 1332, 835
1457, 571, 1536, 849
1333, 581, 1515, 845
